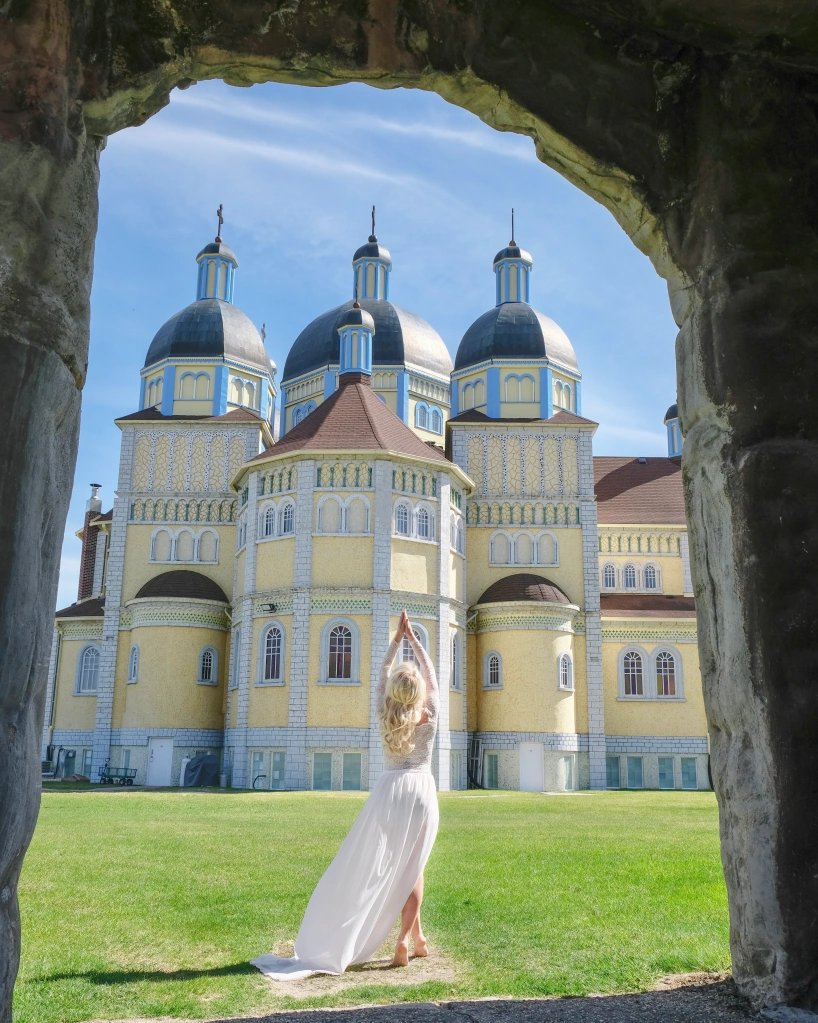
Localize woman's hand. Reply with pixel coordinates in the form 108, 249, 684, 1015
399, 608, 411, 637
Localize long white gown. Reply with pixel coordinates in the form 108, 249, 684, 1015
252, 636, 439, 981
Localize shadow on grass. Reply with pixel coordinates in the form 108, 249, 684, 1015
36, 962, 256, 984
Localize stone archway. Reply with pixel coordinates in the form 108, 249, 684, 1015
3, 2, 818, 1018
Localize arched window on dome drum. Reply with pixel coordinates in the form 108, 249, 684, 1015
395, 503, 409, 536
603, 564, 616, 589
280, 503, 294, 535
486, 653, 502, 688
623, 564, 637, 589
623, 651, 643, 696
415, 404, 429, 430
644, 564, 658, 590
328, 625, 352, 680
655, 651, 677, 697
263, 626, 283, 683
558, 653, 573, 690
430, 407, 443, 434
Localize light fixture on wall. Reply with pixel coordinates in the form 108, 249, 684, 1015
263, 603, 277, 614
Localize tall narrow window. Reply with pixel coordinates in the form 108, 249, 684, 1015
262, 626, 283, 683
655, 650, 677, 697
328, 625, 352, 680
623, 650, 643, 696
127, 646, 139, 683
262, 505, 276, 537
451, 634, 461, 689
644, 564, 658, 589
416, 404, 429, 430
558, 653, 573, 690
401, 625, 427, 664
430, 408, 443, 433
77, 646, 100, 694
417, 507, 431, 539
280, 503, 294, 535
603, 564, 616, 588
198, 647, 217, 685
623, 564, 637, 589
485, 653, 502, 688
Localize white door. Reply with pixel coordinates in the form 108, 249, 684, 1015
146, 738, 174, 787
519, 742, 544, 791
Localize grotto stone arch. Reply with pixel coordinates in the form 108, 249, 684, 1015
2, 1, 818, 1018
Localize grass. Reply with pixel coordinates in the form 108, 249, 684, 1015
16, 789, 729, 1022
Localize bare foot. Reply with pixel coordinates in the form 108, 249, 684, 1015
392, 940, 410, 967
413, 935, 429, 958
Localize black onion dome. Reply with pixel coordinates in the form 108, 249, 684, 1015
663, 403, 679, 422
144, 299, 269, 371
353, 235, 392, 264
335, 304, 375, 331
493, 244, 533, 265
135, 570, 228, 602
477, 573, 572, 605
283, 298, 452, 381
196, 240, 237, 262
454, 303, 578, 373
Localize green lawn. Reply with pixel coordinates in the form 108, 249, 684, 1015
16, 790, 729, 1022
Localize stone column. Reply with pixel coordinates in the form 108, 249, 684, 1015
369, 460, 394, 785
285, 459, 314, 789
673, 58, 818, 1011
0, 81, 101, 1023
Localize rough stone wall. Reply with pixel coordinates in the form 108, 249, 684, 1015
3, 0, 818, 1017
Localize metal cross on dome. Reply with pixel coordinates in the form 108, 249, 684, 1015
216, 203, 224, 242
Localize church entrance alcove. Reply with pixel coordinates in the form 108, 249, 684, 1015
3, 3, 818, 1019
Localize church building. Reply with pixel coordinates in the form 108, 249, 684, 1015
43, 219, 707, 794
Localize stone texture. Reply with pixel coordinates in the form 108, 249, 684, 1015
3, 0, 818, 1018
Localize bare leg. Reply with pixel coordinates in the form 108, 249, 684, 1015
410, 873, 428, 956
392, 874, 424, 966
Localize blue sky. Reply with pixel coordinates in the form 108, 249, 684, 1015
57, 79, 678, 609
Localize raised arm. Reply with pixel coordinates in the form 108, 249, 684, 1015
378, 626, 403, 698
404, 619, 438, 699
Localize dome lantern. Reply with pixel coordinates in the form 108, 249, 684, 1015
352, 207, 392, 301
337, 302, 375, 379
664, 402, 683, 457
195, 204, 238, 302
493, 210, 533, 305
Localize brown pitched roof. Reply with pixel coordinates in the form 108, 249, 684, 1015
594, 456, 685, 524
601, 594, 696, 618
253, 376, 450, 464
476, 573, 573, 606
116, 408, 262, 424
55, 597, 105, 618
134, 570, 228, 602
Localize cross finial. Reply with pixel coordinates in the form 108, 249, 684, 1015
510, 207, 515, 245
369, 204, 376, 242
216, 203, 224, 242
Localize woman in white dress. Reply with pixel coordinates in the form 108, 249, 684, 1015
253, 610, 440, 979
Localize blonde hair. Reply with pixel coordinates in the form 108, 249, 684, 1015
379, 662, 424, 756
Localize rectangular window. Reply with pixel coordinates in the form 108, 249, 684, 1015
82, 749, 92, 777
681, 757, 698, 789
484, 752, 499, 789
342, 753, 362, 791
251, 751, 266, 787
271, 751, 286, 790
122, 749, 131, 771
313, 752, 332, 791
561, 755, 574, 790
658, 756, 675, 789
626, 756, 644, 789
606, 755, 621, 789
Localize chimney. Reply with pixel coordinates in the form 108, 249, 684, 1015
77, 484, 102, 601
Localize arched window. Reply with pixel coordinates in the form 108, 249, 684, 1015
603, 564, 616, 589
623, 564, 637, 589
175, 529, 194, 562
415, 403, 429, 430
261, 624, 284, 683
401, 624, 428, 664
77, 646, 100, 693
484, 652, 502, 689
198, 530, 218, 562
456, 520, 465, 554
395, 503, 410, 536
490, 532, 511, 565
515, 533, 534, 565
327, 624, 353, 681
622, 650, 644, 696
280, 503, 294, 535
261, 505, 276, 538
416, 507, 431, 540
655, 650, 677, 697
293, 406, 304, 426
198, 647, 218, 685
317, 497, 342, 533
430, 407, 443, 434
194, 372, 210, 399
558, 653, 573, 690
644, 564, 658, 590
127, 645, 139, 683
151, 528, 172, 561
